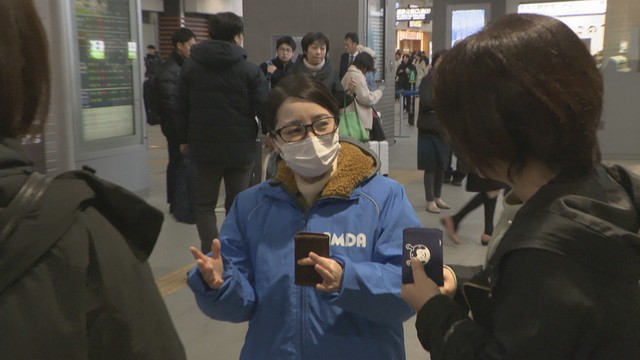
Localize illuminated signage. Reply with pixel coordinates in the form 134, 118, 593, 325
397, 7, 432, 21
517, 0, 606, 16
408, 20, 423, 28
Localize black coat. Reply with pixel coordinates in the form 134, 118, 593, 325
175, 40, 269, 165
259, 57, 294, 89
155, 50, 184, 141
290, 55, 353, 108
0, 139, 186, 359
339, 52, 350, 80
396, 62, 416, 90
416, 165, 640, 359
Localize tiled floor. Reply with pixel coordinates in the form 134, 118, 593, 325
144, 101, 640, 359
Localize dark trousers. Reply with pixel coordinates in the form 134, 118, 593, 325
192, 159, 254, 253
166, 140, 181, 207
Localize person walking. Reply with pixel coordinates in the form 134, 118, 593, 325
417, 50, 449, 214
175, 12, 269, 253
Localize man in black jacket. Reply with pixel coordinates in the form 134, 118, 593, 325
175, 12, 268, 253
154, 27, 196, 213
260, 35, 296, 89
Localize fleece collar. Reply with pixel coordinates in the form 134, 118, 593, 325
273, 141, 378, 205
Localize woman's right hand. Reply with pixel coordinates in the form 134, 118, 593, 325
190, 239, 225, 289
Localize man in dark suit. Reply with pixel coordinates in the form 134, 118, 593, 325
339, 32, 359, 80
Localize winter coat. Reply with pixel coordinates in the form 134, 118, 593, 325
259, 56, 294, 89
155, 50, 184, 141
175, 39, 269, 165
0, 138, 185, 360
188, 139, 419, 360
290, 55, 353, 108
341, 65, 383, 130
416, 165, 640, 359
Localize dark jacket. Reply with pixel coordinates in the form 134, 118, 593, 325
290, 55, 353, 108
416, 72, 439, 134
155, 50, 184, 141
396, 62, 416, 90
339, 52, 351, 80
259, 57, 294, 89
0, 139, 186, 359
175, 40, 269, 164
416, 165, 640, 359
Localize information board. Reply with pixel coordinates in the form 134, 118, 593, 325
75, 0, 136, 141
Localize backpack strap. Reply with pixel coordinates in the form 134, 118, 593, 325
0, 172, 52, 244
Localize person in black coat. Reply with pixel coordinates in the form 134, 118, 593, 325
175, 12, 269, 253
259, 35, 296, 89
417, 50, 450, 214
154, 27, 196, 212
289, 32, 355, 108
0, 2, 186, 358
396, 54, 416, 111
402, 14, 640, 359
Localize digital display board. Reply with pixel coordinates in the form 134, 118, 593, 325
396, 7, 432, 21
75, 0, 136, 141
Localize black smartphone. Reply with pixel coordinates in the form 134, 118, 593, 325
402, 228, 444, 286
294, 232, 330, 286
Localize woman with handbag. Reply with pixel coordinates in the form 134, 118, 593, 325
417, 50, 449, 213
341, 52, 384, 139
402, 14, 640, 359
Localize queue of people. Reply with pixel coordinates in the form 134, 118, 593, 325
3, 2, 640, 359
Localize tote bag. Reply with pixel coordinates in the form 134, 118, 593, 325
339, 100, 369, 143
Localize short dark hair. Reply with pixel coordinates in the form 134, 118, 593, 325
147, 44, 156, 50
265, 75, 340, 133
301, 32, 330, 55
171, 27, 196, 47
352, 52, 375, 74
434, 13, 602, 179
276, 35, 296, 52
208, 12, 243, 42
344, 32, 359, 44
0, 0, 50, 138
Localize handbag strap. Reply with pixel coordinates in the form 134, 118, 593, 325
0, 172, 52, 244
343, 94, 358, 116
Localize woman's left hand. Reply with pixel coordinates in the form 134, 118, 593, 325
401, 259, 442, 311
297, 252, 344, 292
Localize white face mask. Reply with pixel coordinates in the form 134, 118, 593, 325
278, 133, 340, 178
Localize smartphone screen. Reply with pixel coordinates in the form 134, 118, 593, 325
294, 232, 330, 286
402, 228, 444, 285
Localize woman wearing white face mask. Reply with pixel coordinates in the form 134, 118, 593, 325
188, 75, 421, 359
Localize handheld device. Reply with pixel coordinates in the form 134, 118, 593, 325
294, 232, 330, 286
402, 228, 444, 285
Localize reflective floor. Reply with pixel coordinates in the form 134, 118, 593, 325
144, 101, 640, 359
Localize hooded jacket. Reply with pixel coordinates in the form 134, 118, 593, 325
175, 39, 268, 164
0, 139, 185, 360
187, 139, 419, 360
416, 165, 640, 359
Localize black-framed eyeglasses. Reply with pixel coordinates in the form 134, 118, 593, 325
272, 116, 339, 143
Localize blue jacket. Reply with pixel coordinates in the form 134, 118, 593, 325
188, 140, 420, 359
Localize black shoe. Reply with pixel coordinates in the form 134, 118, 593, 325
443, 177, 452, 184
451, 180, 462, 187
